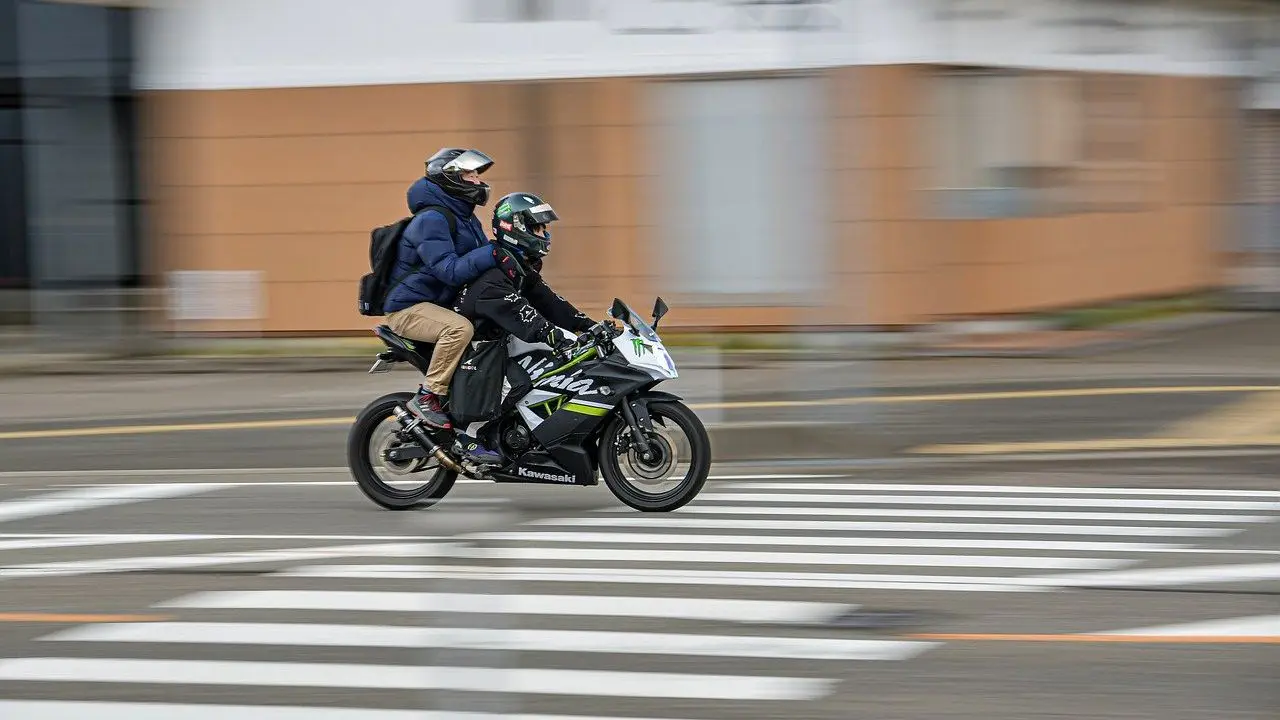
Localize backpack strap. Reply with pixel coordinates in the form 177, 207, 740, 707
383, 204, 464, 305
419, 204, 458, 240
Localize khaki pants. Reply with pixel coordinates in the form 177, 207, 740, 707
384, 302, 474, 395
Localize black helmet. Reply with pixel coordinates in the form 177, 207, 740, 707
425, 147, 494, 206
492, 192, 559, 259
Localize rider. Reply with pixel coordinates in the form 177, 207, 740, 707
382, 148, 498, 432
452, 191, 597, 363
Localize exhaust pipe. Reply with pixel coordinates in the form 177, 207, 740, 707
393, 406, 465, 474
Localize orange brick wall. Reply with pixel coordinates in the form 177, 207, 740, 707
141, 68, 1239, 334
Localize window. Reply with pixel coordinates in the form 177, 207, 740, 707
932, 69, 1082, 217
0, 86, 28, 294
930, 67, 1152, 217
1075, 74, 1147, 211
650, 76, 827, 304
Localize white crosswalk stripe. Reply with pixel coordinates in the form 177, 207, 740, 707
0, 478, 1276, 719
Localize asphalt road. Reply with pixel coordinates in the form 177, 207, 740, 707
0, 355, 1278, 718
0, 458, 1277, 719
3, 374, 1279, 471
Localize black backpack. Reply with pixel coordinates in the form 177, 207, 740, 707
357, 204, 457, 316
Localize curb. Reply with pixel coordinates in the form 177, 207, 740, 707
0, 311, 1266, 376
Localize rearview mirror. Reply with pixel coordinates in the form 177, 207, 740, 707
652, 297, 669, 328
609, 298, 627, 321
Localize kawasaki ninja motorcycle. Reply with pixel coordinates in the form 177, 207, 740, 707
346, 297, 712, 512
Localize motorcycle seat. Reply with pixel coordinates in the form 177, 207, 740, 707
373, 325, 436, 374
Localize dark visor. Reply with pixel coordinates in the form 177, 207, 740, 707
443, 149, 494, 175
526, 202, 558, 225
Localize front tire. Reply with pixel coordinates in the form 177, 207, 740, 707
347, 392, 457, 511
598, 399, 711, 512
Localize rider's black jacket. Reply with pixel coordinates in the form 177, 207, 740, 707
451, 264, 593, 345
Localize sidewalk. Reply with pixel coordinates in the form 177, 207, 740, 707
0, 311, 1271, 376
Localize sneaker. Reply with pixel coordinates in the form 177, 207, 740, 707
407, 388, 452, 430
456, 433, 503, 466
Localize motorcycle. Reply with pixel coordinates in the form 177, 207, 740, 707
346, 296, 712, 512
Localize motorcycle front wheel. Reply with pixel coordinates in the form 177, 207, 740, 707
347, 392, 458, 511
598, 399, 711, 512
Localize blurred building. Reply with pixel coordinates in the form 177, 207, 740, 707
5, 0, 1280, 338
0, 0, 143, 347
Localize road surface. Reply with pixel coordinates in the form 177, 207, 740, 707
0, 343, 1278, 718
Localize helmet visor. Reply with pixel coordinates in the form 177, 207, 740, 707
525, 202, 559, 226
443, 149, 494, 175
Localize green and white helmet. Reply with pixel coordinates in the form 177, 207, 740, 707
492, 192, 559, 259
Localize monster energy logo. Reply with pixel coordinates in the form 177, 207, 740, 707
497, 202, 511, 216
631, 338, 652, 355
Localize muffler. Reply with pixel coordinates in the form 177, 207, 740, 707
392, 405, 465, 474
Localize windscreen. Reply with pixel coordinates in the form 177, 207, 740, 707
615, 301, 660, 342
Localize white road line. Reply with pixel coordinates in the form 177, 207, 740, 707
696, 493, 1280, 511
0, 468, 838, 480
51, 481, 513, 489
0, 702, 693, 720
454, 546, 1131, 570
523, 517, 1236, 537
473, 531, 1185, 553
0, 468, 354, 478
0, 484, 231, 524
0, 533, 444, 542
914, 448, 1280, 463
0, 536, 203, 551
644, 506, 1271, 523
44, 622, 938, 661
157, 590, 853, 624
0, 658, 833, 701
1095, 615, 1280, 637
1035, 561, 1280, 588
720, 482, 1280, 498
0, 542, 454, 581
274, 565, 1051, 592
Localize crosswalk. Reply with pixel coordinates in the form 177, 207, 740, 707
0, 478, 1277, 718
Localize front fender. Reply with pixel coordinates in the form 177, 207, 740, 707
583, 391, 687, 460
622, 390, 688, 438
633, 390, 684, 407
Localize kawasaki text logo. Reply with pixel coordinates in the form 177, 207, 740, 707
518, 466, 575, 484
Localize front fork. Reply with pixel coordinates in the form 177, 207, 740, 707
619, 395, 657, 463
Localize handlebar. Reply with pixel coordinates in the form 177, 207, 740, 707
565, 320, 620, 359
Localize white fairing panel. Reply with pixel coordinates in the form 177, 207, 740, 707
614, 329, 678, 381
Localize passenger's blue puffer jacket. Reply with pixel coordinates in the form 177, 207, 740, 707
383, 177, 497, 313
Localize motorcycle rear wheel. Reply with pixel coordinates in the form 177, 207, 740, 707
347, 392, 458, 510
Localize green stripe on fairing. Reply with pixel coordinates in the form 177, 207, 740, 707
534, 346, 598, 381
563, 402, 609, 416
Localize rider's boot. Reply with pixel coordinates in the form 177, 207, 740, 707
454, 432, 503, 466
407, 385, 452, 430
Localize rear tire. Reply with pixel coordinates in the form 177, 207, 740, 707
598, 399, 711, 512
347, 392, 457, 510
